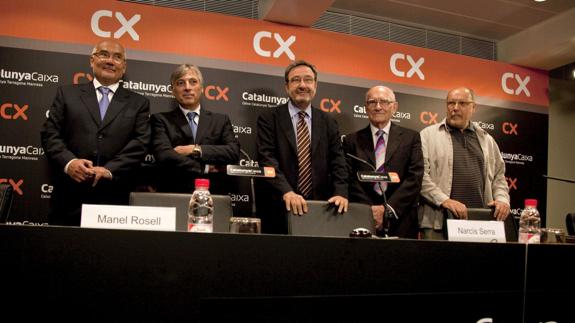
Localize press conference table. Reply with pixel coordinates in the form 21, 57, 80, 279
0, 224, 572, 322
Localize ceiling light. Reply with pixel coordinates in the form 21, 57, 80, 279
534, 0, 546, 3
572, 69, 575, 79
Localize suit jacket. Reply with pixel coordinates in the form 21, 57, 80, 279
41, 82, 151, 225
255, 103, 348, 233
343, 123, 423, 238
150, 107, 240, 193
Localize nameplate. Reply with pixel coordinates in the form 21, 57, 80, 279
81, 204, 176, 232
447, 219, 506, 243
357, 171, 400, 183
227, 165, 276, 177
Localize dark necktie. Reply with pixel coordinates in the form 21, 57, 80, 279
296, 111, 312, 198
374, 129, 387, 195
187, 111, 198, 141
98, 87, 110, 120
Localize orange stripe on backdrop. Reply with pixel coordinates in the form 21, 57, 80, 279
1, 0, 548, 107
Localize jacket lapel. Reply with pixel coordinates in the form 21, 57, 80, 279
278, 105, 297, 154
171, 109, 194, 139
357, 126, 376, 168
311, 108, 321, 155
80, 83, 102, 126
101, 86, 128, 129
195, 109, 211, 144
385, 123, 401, 163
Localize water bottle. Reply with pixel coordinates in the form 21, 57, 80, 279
188, 178, 214, 233
518, 199, 540, 244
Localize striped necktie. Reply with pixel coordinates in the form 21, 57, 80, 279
296, 111, 312, 198
374, 129, 387, 195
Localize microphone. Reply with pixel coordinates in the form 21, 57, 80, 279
240, 149, 257, 218
346, 153, 398, 237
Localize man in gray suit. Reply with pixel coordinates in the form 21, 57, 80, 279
41, 39, 150, 226
150, 64, 239, 194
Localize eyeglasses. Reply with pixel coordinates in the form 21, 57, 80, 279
447, 101, 474, 108
366, 99, 395, 107
92, 51, 125, 63
288, 77, 315, 85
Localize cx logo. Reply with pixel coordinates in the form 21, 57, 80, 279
419, 111, 438, 125
390, 53, 425, 80
204, 85, 229, 101
502, 122, 518, 135
501, 73, 530, 97
0, 178, 24, 195
253, 31, 295, 60
91, 10, 141, 41
506, 177, 518, 190
1, 103, 29, 120
73, 72, 93, 84
320, 98, 341, 113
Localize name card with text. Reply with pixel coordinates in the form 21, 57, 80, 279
81, 204, 176, 232
447, 219, 506, 243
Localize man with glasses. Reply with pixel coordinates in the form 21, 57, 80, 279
150, 64, 239, 193
343, 86, 423, 238
418, 87, 510, 240
41, 39, 150, 226
256, 60, 348, 234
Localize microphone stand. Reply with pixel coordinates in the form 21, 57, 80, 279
240, 149, 258, 218
543, 175, 575, 184
346, 153, 396, 237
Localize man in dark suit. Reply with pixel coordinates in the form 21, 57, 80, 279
256, 60, 348, 234
151, 64, 239, 194
41, 39, 151, 226
343, 86, 423, 238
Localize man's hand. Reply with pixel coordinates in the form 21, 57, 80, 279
488, 200, 510, 221
328, 195, 348, 214
371, 205, 385, 230
441, 198, 468, 219
66, 159, 94, 183
174, 144, 196, 156
91, 166, 112, 187
283, 191, 307, 216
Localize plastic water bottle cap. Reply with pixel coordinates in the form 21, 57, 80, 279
524, 199, 537, 207
194, 178, 210, 189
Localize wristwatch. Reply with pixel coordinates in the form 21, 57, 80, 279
192, 145, 202, 158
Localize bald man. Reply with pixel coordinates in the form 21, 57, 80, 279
418, 87, 510, 240
343, 85, 423, 238
41, 39, 151, 226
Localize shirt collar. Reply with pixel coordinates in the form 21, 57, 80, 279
180, 104, 201, 117
288, 100, 312, 119
93, 79, 120, 93
370, 121, 391, 138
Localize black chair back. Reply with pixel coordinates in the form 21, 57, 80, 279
287, 201, 374, 237
446, 208, 518, 242
566, 213, 575, 236
129, 192, 233, 232
0, 183, 14, 223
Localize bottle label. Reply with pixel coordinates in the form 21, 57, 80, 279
518, 232, 540, 244
188, 223, 213, 233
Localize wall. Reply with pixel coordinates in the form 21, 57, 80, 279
547, 78, 575, 230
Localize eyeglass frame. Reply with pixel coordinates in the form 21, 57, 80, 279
366, 98, 396, 107
92, 50, 125, 64
287, 76, 316, 85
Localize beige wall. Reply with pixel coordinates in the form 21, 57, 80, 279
546, 78, 575, 231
